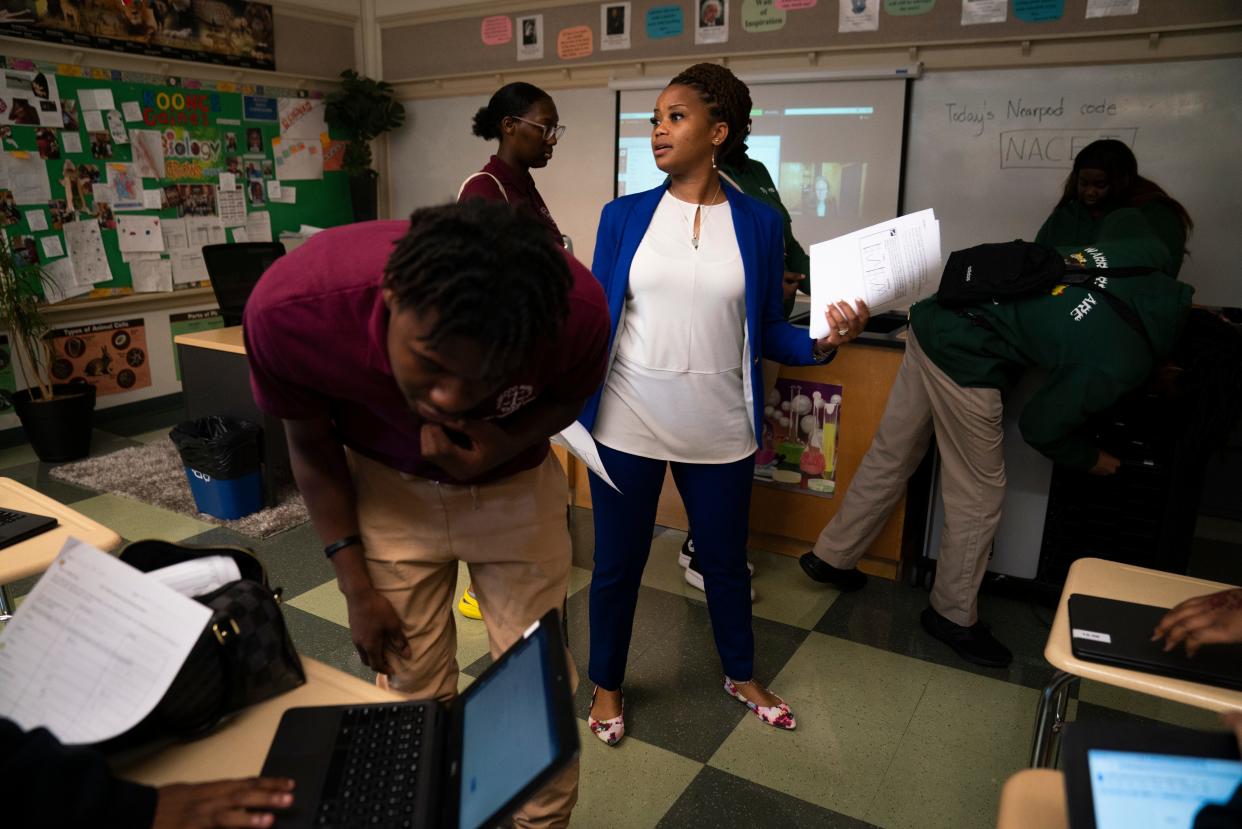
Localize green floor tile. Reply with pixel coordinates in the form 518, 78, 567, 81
572, 720, 703, 828
707, 633, 932, 819
864, 730, 1020, 829
903, 665, 1038, 766
69, 493, 215, 542
0, 443, 39, 469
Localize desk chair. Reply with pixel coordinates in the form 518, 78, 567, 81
202, 242, 286, 327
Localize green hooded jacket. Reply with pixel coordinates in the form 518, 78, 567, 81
1034, 199, 1187, 278
910, 237, 1194, 470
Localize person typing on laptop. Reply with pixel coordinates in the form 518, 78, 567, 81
243, 202, 609, 828
1, 716, 294, 828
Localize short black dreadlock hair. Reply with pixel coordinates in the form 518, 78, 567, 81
383, 201, 572, 379
667, 63, 753, 167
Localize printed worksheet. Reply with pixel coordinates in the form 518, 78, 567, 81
62, 219, 112, 285
809, 209, 942, 335
0, 540, 209, 744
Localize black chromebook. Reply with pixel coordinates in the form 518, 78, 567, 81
261, 609, 578, 829
1068, 594, 1242, 691
0, 507, 57, 550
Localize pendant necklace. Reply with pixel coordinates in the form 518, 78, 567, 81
677, 181, 722, 249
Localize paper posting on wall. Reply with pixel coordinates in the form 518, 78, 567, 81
41, 256, 89, 303
266, 179, 282, 200
231, 227, 249, 243
130, 258, 174, 293
62, 219, 112, 285
61, 132, 82, 154
129, 130, 165, 179
116, 215, 165, 253
276, 185, 296, 204
0, 70, 62, 129
120, 250, 161, 264
186, 217, 226, 250
121, 100, 143, 122
742, 0, 786, 33
142, 190, 163, 210
271, 137, 323, 181
961, 0, 1006, 24
107, 163, 144, 211
2, 153, 52, 204
24, 210, 48, 231
838, 0, 879, 31
600, 2, 632, 50
106, 110, 129, 145
244, 211, 272, 242
77, 89, 116, 111
516, 14, 544, 60
217, 172, 237, 191
0, 540, 210, 745
171, 250, 209, 284
217, 188, 246, 227
1086, 0, 1138, 16
278, 98, 327, 140
694, 0, 728, 44
83, 109, 105, 133
161, 217, 189, 251
39, 235, 63, 259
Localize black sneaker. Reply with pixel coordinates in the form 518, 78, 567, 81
799, 552, 867, 592
920, 607, 1013, 668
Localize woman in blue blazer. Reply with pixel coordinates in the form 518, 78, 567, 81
582, 63, 868, 746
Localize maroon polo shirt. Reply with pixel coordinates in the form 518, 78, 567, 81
243, 219, 609, 485
458, 155, 563, 244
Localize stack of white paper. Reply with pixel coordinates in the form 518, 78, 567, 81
808, 209, 942, 337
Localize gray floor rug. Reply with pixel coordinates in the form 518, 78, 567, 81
50, 439, 309, 539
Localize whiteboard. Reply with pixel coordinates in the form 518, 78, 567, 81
904, 59, 1242, 307
387, 87, 616, 268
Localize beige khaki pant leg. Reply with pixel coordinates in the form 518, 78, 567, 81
349, 451, 461, 701
436, 454, 579, 829
812, 336, 935, 568
915, 337, 1006, 628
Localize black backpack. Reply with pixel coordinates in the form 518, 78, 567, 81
937, 240, 1155, 348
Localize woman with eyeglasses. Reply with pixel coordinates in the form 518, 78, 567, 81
580, 63, 868, 745
458, 82, 565, 246
456, 82, 567, 622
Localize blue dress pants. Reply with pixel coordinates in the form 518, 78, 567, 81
587, 443, 756, 689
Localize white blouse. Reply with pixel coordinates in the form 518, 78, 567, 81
594, 191, 757, 463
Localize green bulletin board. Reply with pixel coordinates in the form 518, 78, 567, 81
0, 54, 352, 300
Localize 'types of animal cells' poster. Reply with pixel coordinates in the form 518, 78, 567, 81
47, 319, 152, 396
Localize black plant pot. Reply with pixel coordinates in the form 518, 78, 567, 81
348, 171, 379, 223
11, 383, 97, 462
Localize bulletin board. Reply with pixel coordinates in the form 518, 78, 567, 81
0, 54, 352, 303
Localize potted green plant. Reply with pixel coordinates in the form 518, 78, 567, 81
0, 238, 95, 462
324, 69, 406, 222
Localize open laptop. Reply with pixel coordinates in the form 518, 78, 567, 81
1068, 594, 1242, 691
261, 608, 578, 829
0, 507, 58, 550
1063, 720, 1242, 829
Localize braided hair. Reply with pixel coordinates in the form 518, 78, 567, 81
383, 201, 572, 379
471, 82, 551, 140
667, 63, 752, 167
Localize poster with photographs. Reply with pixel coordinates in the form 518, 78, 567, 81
600, 2, 632, 50
48, 320, 152, 397
695, 0, 729, 44
165, 184, 218, 217
0, 191, 18, 227
753, 379, 844, 499
1, 2, 276, 71
0, 69, 62, 128
517, 15, 544, 61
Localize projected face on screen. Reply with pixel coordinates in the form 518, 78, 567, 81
616, 79, 904, 247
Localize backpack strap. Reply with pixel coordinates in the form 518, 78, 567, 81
1061, 276, 1157, 357
457, 171, 508, 203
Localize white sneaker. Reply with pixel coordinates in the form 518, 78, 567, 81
679, 539, 755, 575
684, 561, 756, 602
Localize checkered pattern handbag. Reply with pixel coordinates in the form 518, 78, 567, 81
96, 540, 306, 753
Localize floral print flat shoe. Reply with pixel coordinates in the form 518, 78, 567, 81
588, 686, 625, 746
724, 677, 796, 730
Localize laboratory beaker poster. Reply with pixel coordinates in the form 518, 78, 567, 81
754, 378, 843, 498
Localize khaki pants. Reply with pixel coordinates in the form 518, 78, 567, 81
810, 330, 1005, 626
348, 451, 579, 828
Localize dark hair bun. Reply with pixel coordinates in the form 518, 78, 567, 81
471, 82, 551, 141
472, 105, 498, 140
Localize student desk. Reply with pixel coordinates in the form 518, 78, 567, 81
174, 326, 290, 507
1031, 558, 1242, 767
119, 657, 401, 785
996, 770, 1067, 829
0, 477, 121, 621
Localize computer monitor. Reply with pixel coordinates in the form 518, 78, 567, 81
202, 242, 287, 327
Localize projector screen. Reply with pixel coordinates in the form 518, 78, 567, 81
617, 79, 908, 248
